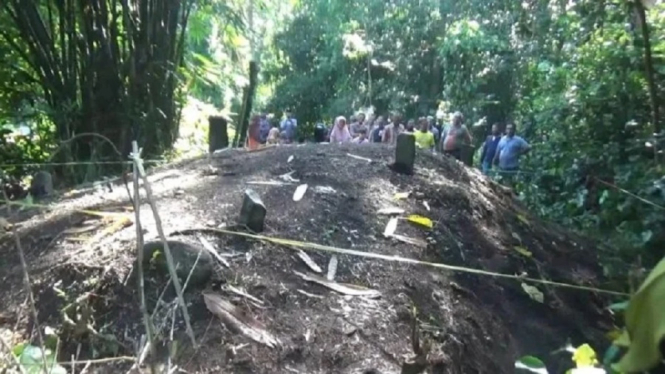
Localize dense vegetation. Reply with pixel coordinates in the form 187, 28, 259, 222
264, 0, 665, 279
1, 0, 664, 278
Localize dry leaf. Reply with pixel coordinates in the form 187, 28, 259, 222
521, 283, 544, 303
294, 271, 381, 298
377, 207, 405, 215
203, 292, 278, 347
384, 217, 398, 237
391, 234, 428, 248
393, 192, 410, 200
293, 184, 308, 201
313, 186, 337, 194
297, 250, 322, 273
513, 246, 533, 258
327, 256, 338, 281
407, 215, 434, 229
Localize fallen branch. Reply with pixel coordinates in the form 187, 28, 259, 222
203, 292, 279, 348
197, 235, 231, 267
226, 285, 264, 306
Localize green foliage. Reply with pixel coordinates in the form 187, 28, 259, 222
13, 344, 66, 374
614, 255, 665, 372
263, 0, 665, 288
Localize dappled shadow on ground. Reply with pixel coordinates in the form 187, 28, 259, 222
0, 144, 615, 373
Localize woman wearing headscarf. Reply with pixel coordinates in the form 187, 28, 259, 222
329, 116, 353, 143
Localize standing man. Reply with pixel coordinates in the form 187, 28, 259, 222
258, 113, 271, 144
441, 112, 472, 161
493, 123, 530, 184
280, 109, 297, 143
479, 123, 502, 175
414, 117, 435, 150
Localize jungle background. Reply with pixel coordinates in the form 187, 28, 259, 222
1, 0, 665, 283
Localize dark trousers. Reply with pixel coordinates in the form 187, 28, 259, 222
498, 166, 519, 186
444, 148, 462, 160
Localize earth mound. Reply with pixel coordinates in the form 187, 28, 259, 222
0, 144, 615, 373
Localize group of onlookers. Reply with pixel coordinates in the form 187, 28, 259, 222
246, 109, 531, 178
247, 109, 299, 149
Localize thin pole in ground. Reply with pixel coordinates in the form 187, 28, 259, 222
130, 142, 157, 374
130, 141, 197, 348
0, 186, 48, 372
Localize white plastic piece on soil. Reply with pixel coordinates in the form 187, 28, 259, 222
384, 217, 398, 237
327, 255, 338, 281
293, 184, 308, 201
423, 201, 431, 211
287, 155, 294, 163
377, 207, 405, 215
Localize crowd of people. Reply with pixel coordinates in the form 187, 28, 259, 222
246, 109, 531, 177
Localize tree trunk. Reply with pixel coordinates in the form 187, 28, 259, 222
635, 1, 660, 135
233, 61, 259, 147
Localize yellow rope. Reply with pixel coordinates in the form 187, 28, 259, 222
1, 199, 630, 297
182, 227, 630, 297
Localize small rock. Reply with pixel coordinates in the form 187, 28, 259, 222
142, 240, 213, 289
238, 189, 266, 232
30, 171, 53, 197
393, 133, 416, 174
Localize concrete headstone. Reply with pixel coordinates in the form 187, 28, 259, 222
30, 171, 53, 197
238, 189, 267, 232
393, 133, 416, 174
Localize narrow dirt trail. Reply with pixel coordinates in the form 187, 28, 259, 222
0, 144, 614, 373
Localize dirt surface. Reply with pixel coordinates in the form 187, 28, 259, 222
0, 143, 617, 373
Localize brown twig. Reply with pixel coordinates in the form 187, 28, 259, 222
59, 355, 136, 365
131, 142, 157, 374
0, 186, 48, 372
131, 141, 197, 348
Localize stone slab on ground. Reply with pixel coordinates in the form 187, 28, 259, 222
238, 189, 267, 232
142, 239, 213, 289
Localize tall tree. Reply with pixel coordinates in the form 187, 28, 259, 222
0, 0, 196, 181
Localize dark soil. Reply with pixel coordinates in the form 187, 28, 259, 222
0, 144, 618, 373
